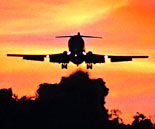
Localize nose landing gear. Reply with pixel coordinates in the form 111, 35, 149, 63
87, 63, 93, 69
61, 63, 67, 69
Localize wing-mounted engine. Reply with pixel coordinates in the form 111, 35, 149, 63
50, 51, 69, 63
85, 51, 105, 64
85, 51, 105, 69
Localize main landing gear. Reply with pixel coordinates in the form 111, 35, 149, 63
87, 63, 93, 69
61, 63, 67, 69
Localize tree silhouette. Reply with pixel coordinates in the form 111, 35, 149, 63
132, 112, 154, 129
0, 70, 154, 129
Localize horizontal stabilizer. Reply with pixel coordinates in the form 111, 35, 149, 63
56, 32, 102, 38
80, 35, 102, 38
56, 36, 73, 38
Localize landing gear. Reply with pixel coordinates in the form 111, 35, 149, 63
87, 64, 93, 69
61, 63, 67, 69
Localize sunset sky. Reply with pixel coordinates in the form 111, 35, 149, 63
0, 0, 155, 124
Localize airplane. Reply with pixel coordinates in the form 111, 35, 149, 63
7, 32, 148, 69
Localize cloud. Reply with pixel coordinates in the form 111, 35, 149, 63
0, 0, 127, 34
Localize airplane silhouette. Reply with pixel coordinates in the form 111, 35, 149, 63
7, 32, 148, 69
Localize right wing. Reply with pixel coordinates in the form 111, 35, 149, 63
108, 55, 149, 62
85, 52, 148, 64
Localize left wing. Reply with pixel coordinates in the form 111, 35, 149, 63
7, 52, 70, 63
7, 54, 46, 61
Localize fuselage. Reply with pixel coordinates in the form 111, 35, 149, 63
68, 36, 86, 65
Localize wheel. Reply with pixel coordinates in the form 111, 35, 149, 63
61, 64, 64, 69
64, 64, 67, 69
87, 64, 89, 69
90, 64, 92, 69
61, 64, 67, 69
87, 64, 93, 69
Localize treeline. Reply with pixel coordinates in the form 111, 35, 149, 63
0, 71, 154, 129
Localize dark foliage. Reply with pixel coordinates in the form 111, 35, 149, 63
0, 71, 154, 129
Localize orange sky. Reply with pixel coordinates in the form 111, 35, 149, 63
0, 0, 155, 124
